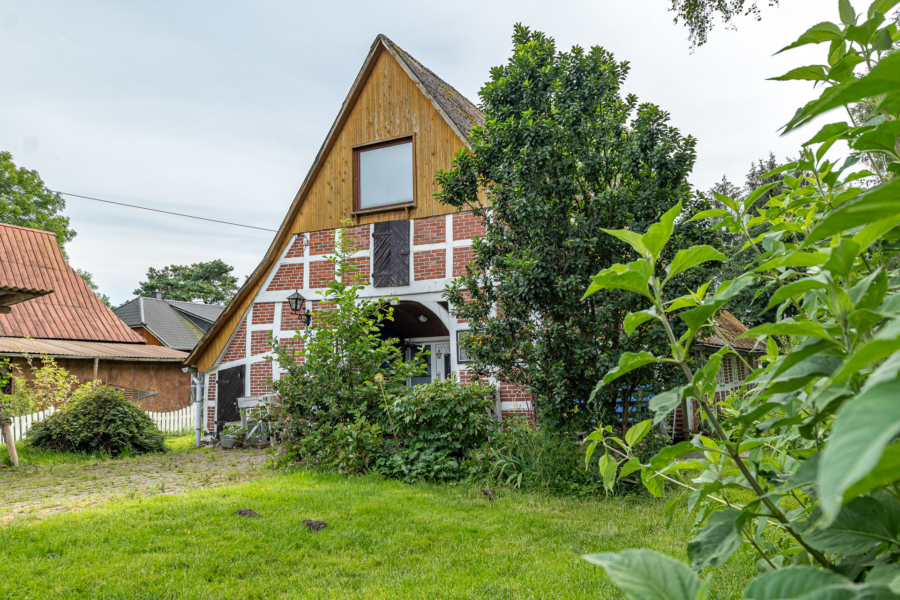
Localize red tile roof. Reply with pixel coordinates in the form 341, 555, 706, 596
0, 223, 144, 343
0, 337, 186, 360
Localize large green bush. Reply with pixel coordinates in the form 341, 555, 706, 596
27, 385, 166, 456
375, 375, 494, 482
580, 1, 900, 596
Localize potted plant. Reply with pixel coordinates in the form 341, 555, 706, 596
220, 423, 246, 450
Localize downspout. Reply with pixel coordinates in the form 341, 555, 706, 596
188, 367, 203, 448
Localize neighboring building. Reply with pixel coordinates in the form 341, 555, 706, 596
0, 223, 191, 411
114, 294, 224, 351
671, 310, 765, 437
182, 35, 757, 435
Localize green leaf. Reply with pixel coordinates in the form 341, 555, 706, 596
869, 0, 900, 17
852, 120, 900, 157
756, 252, 829, 271
766, 277, 829, 310
843, 443, 900, 504
741, 319, 836, 342
625, 419, 653, 448
767, 354, 841, 394
839, 0, 857, 25
582, 550, 703, 600
823, 238, 861, 279
832, 318, 900, 382
776, 22, 845, 54
681, 276, 758, 331
803, 122, 851, 146
619, 457, 642, 480
664, 493, 683, 527
598, 453, 619, 492
583, 260, 654, 300
643, 201, 682, 260
602, 228, 651, 260
642, 466, 665, 497
853, 213, 900, 253
624, 308, 660, 335
664, 246, 727, 286
690, 209, 732, 222
818, 378, 900, 522
760, 161, 799, 178
744, 567, 857, 600
784, 53, 900, 133
649, 386, 688, 425
602, 352, 663, 386
770, 65, 829, 82
687, 509, 743, 570
806, 495, 900, 554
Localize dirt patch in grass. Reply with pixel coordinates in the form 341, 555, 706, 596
0, 437, 269, 523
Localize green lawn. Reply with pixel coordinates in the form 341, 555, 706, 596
0, 441, 755, 599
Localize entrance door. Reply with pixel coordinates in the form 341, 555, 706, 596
216, 364, 245, 433
407, 339, 449, 386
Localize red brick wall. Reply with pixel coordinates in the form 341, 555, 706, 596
206, 373, 217, 432
250, 360, 272, 395
414, 249, 446, 281
453, 246, 475, 278
267, 263, 304, 291
345, 225, 370, 251
222, 321, 247, 363
252, 302, 275, 325
345, 257, 370, 284
310, 231, 334, 255
414, 216, 446, 245
310, 261, 335, 288
281, 301, 306, 331
285, 235, 306, 258
453, 212, 485, 241
251, 330, 272, 356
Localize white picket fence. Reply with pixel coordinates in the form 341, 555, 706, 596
147, 406, 194, 433
0, 405, 193, 445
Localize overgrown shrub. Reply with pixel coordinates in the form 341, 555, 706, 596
269, 221, 424, 472
27, 385, 166, 456
375, 375, 494, 482
581, 2, 900, 596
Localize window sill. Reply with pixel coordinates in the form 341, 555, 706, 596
350, 204, 415, 217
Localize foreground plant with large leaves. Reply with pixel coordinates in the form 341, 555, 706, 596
581, 1, 900, 597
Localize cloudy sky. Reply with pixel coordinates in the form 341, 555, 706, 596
1, 0, 839, 305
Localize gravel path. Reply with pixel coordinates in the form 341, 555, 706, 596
0, 442, 269, 523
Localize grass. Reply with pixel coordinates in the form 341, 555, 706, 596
0, 439, 756, 599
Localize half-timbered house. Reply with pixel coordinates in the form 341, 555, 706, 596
183, 35, 534, 433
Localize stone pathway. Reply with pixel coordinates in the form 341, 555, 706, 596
0, 442, 269, 524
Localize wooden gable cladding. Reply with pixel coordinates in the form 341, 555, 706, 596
187, 36, 485, 372
289, 50, 469, 233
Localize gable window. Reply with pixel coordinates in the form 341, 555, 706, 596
354, 138, 414, 212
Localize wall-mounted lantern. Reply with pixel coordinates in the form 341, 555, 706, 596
287, 290, 312, 327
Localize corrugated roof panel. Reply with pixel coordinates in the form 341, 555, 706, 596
0, 337, 188, 360
0, 223, 144, 343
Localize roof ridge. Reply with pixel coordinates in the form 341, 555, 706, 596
0, 222, 59, 237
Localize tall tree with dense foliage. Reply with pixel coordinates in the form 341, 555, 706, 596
438, 26, 717, 434
582, 0, 900, 596
134, 260, 239, 304
0, 151, 75, 255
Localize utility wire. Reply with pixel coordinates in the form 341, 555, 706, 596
53, 191, 278, 233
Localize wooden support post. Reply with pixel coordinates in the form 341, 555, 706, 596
1, 417, 19, 467
93, 357, 99, 382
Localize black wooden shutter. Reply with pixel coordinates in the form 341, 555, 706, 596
216, 364, 245, 432
372, 220, 410, 287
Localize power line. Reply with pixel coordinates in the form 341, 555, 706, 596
53, 191, 278, 233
